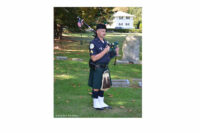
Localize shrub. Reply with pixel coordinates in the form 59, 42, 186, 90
107, 28, 142, 33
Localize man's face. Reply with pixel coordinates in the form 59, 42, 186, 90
97, 29, 106, 38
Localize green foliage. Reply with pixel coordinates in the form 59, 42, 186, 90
139, 23, 142, 29
54, 7, 143, 39
107, 28, 142, 33
79, 7, 114, 27
127, 7, 142, 29
54, 7, 114, 34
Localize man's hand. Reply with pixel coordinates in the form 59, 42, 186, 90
91, 45, 110, 62
104, 45, 110, 53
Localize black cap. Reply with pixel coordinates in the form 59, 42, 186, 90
96, 24, 107, 30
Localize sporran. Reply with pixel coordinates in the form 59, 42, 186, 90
100, 70, 111, 91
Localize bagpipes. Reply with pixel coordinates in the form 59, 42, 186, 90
77, 16, 119, 65
77, 16, 96, 35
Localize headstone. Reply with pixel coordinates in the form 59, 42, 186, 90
116, 60, 129, 64
71, 58, 83, 61
121, 35, 142, 64
112, 79, 130, 87
133, 78, 142, 88
138, 82, 142, 87
133, 78, 142, 82
56, 56, 67, 60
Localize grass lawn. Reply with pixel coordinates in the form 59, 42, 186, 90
54, 32, 142, 118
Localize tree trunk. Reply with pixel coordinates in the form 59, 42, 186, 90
54, 21, 58, 39
54, 23, 63, 40
137, 21, 141, 29
58, 25, 63, 40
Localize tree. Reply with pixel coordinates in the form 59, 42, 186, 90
54, 7, 114, 39
54, 7, 81, 39
127, 7, 142, 29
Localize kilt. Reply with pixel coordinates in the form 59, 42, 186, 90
88, 67, 112, 89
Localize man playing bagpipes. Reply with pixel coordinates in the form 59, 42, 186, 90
88, 24, 119, 110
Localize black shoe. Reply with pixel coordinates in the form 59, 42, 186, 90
94, 107, 104, 110
104, 106, 112, 109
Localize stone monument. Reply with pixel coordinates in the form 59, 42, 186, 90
56, 56, 67, 60
119, 35, 141, 64
112, 79, 130, 87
